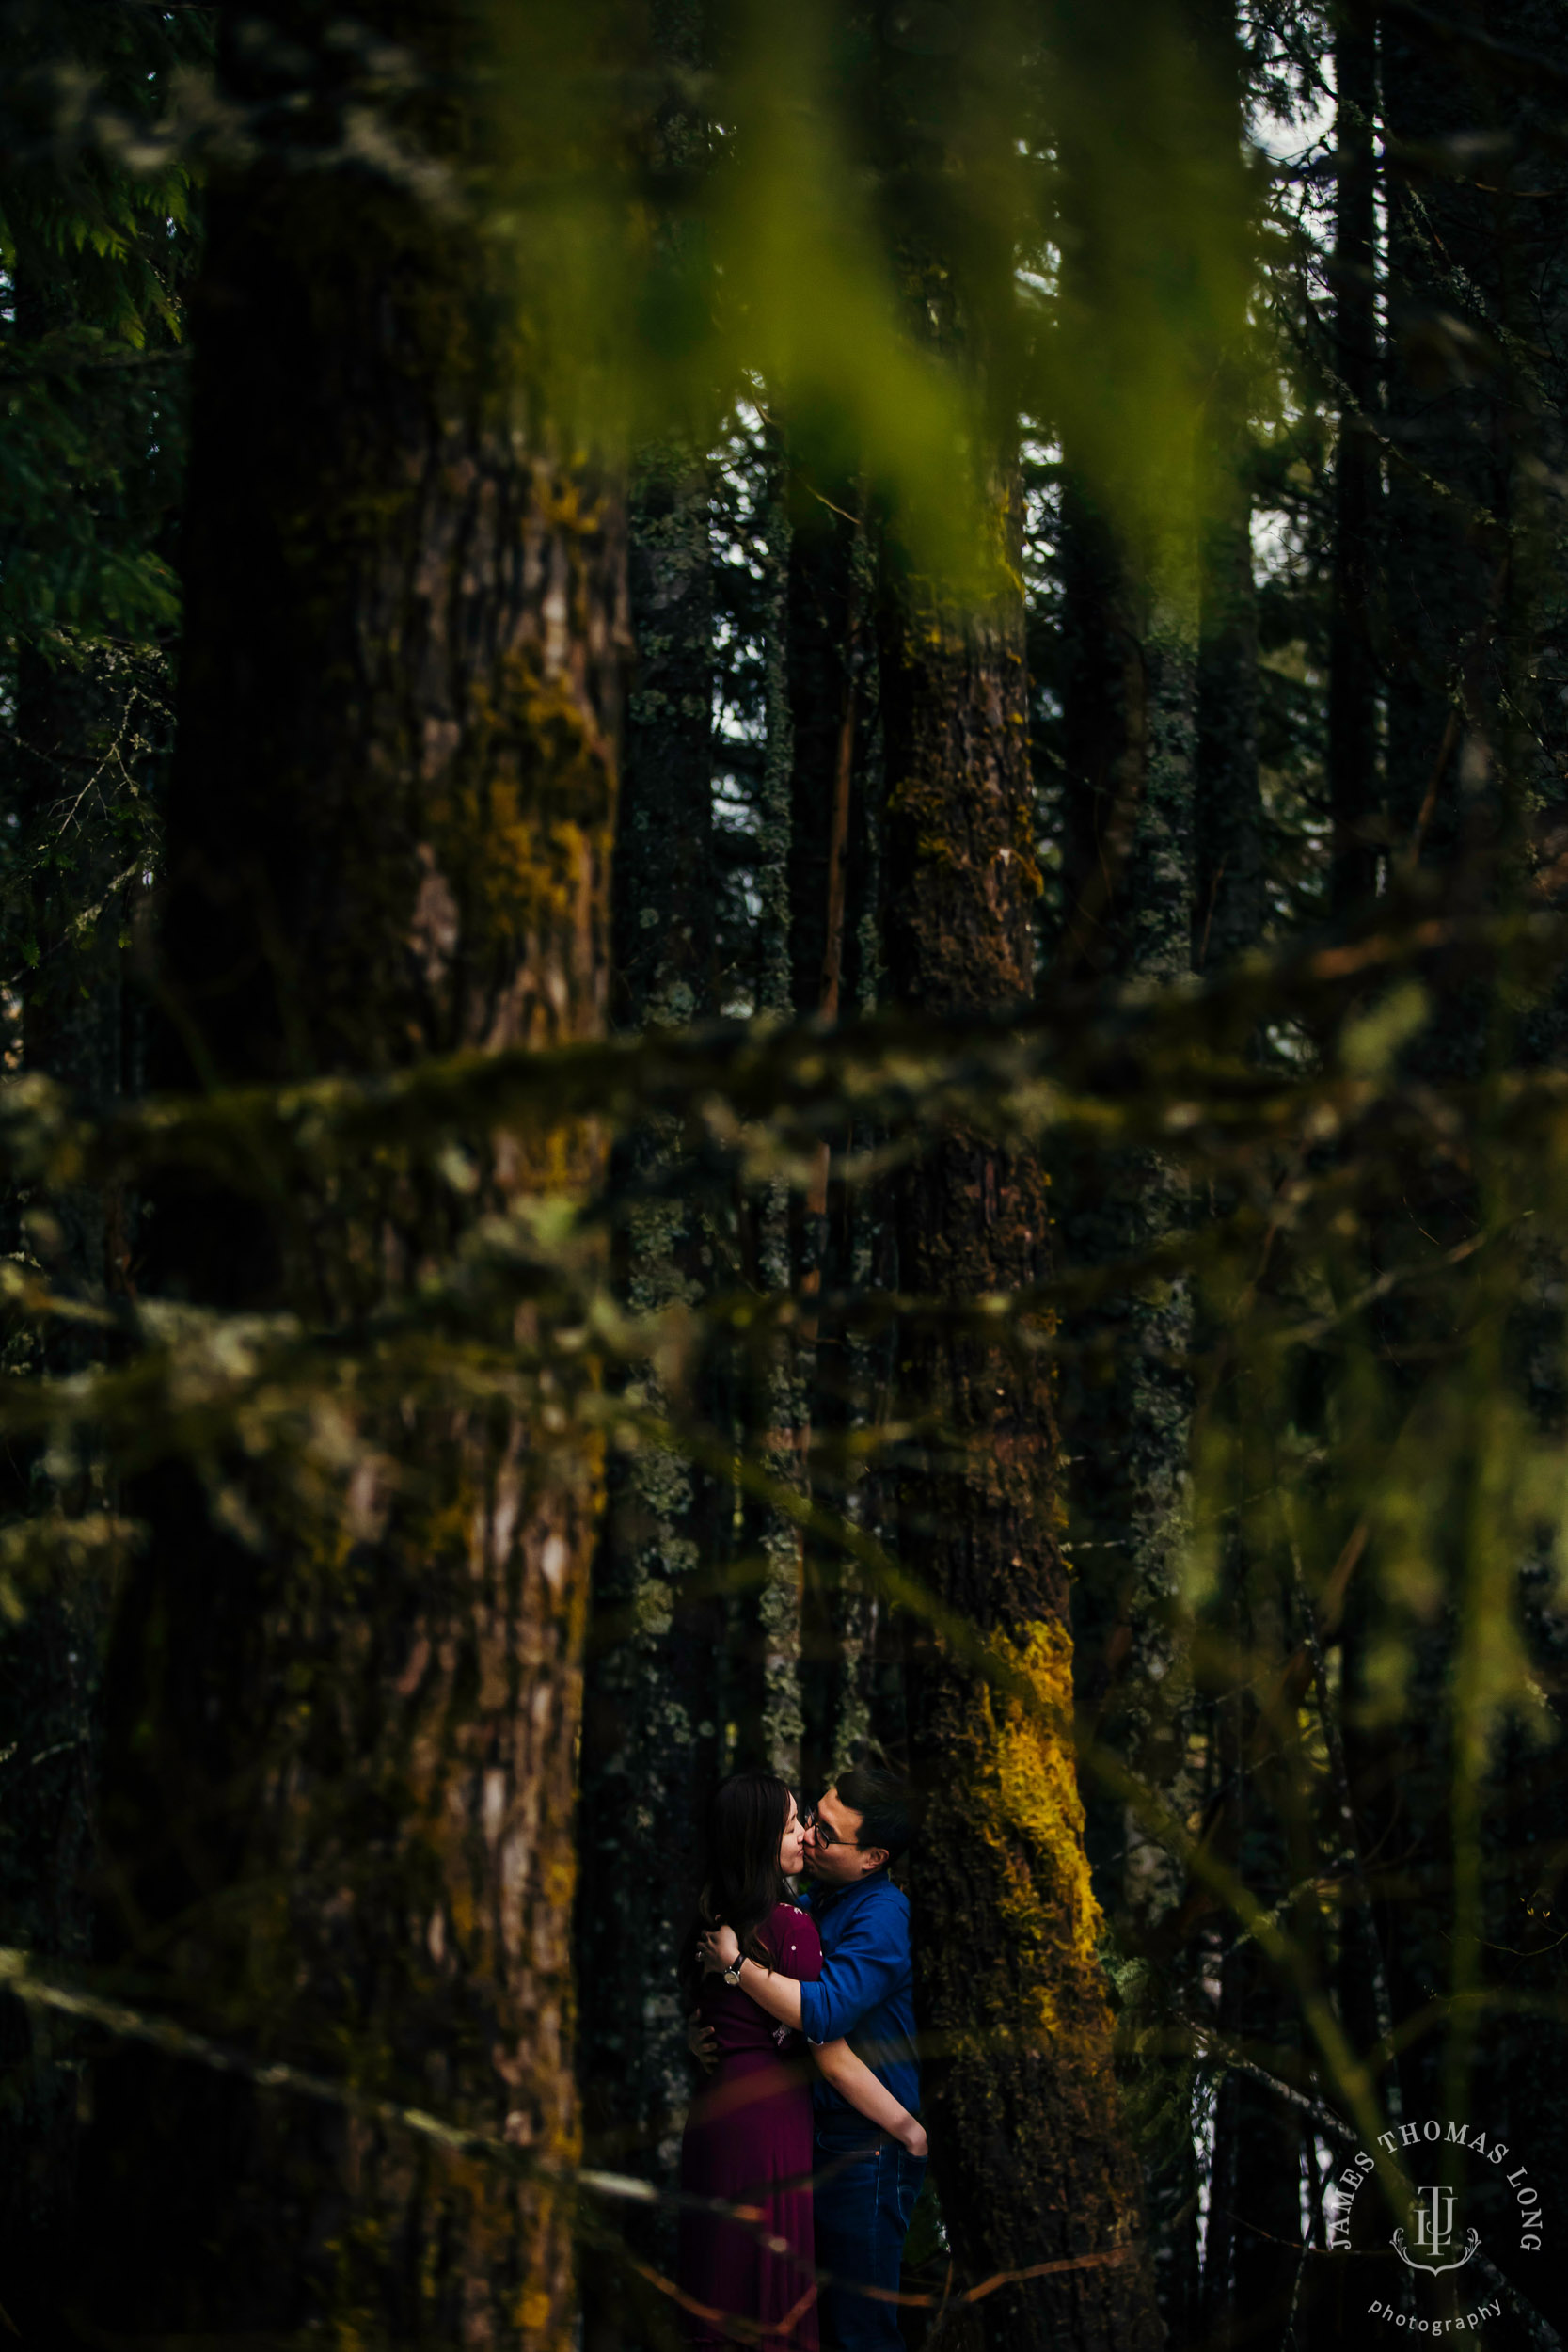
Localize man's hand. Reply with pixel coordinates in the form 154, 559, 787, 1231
687, 2010, 719, 2073
698, 1924, 740, 1974
896, 2117, 928, 2162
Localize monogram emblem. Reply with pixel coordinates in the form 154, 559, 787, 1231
1391, 2185, 1480, 2277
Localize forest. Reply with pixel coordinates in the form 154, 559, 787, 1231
3, 0, 1568, 2348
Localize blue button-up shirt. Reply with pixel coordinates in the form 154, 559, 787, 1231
799, 1870, 920, 2134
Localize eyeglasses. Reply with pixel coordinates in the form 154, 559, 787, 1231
800, 1807, 863, 1852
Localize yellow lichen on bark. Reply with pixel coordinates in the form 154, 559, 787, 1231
931, 1618, 1109, 2053
988, 1620, 1103, 1976
886, 493, 1162, 2338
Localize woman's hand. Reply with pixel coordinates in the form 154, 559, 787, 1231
686, 2009, 719, 2074
896, 2117, 929, 2161
699, 1924, 740, 1975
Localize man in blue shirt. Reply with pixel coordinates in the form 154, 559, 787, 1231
699, 1766, 924, 2351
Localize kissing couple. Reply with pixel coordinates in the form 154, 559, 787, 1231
676, 1766, 926, 2352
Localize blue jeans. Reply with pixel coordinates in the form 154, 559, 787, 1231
813, 2133, 926, 2352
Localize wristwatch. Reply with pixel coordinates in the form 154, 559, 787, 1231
722, 1955, 744, 1987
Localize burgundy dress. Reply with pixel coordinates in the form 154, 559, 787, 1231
677, 1900, 822, 2352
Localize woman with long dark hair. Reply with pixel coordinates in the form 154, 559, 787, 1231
676, 1772, 924, 2352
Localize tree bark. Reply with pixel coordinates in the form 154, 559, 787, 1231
1054, 477, 1196, 2352
1194, 455, 1261, 972
1328, 1, 1381, 920
883, 476, 1164, 2350
1196, 1547, 1308, 2351
577, 24, 725, 2309
1370, 0, 1559, 2163
578, 422, 721, 2312
1382, 2, 1508, 906
0, 245, 158, 2340
736, 439, 805, 1781
785, 469, 891, 1798
83, 8, 623, 2346
0, 642, 131, 2348
1192, 0, 1263, 987
1056, 481, 1196, 1943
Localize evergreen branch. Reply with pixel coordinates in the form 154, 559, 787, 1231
0, 904, 1556, 1208
0, 1944, 1145, 2327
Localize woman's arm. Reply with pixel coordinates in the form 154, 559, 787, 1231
699, 1929, 803, 2029
699, 1914, 900, 2049
814, 2040, 927, 2158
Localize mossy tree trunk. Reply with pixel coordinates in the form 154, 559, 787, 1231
83, 8, 623, 2348
1195, 1539, 1310, 2349
786, 466, 891, 1798
1056, 478, 1196, 1950
0, 254, 153, 2337
882, 477, 1163, 2350
1192, 0, 1262, 981
578, 24, 725, 2317
736, 438, 805, 1782
868, 8, 1162, 2332
1052, 488, 1194, 2352
1193, 462, 1261, 975
1327, 0, 1381, 922
1382, 4, 1510, 905
1165, 14, 1263, 2342
579, 419, 721, 2308
0, 646, 131, 2349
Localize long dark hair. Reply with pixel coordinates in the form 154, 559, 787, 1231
680, 1771, 795, 2007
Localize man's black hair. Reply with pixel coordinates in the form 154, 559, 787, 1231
836, 1764, 918, 1863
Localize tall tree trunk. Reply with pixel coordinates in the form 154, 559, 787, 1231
577, 8, 723, 2309
1196, 1544, 1308, 2351
1496, 6, 1568, 2304
82, 8, 623, 2346
1347, 10, 1568, 2298
1185, 12, 1268, 2340
1057, 482, 1196, 1945
1058, 489, 1196, 988
785, 468, 889, 1799
883, 469, 1163, 2350
0, 647, 131, 2348
1194, 457, 1261, 972
1370, 0, 1523, 2169
1318, 41, 1395, 2349
578, 418, 721, 2322
1382, 4, 1508, 907
1192, 0, 1263, 985
1327, 1, 1381, 921
736, 439, 804, 1781
0, 256, 150, 2340
1054, 491, 1195, 2352
868, 8, 1166, 2337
